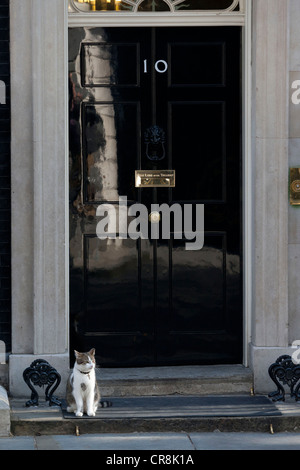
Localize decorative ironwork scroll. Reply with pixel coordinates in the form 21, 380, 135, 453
69, 0, 242, 13
268, 355, 300, 402
23, 359, 61, 407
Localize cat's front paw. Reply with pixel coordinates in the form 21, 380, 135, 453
87, 411, 96, 417
75, 411, 83, 417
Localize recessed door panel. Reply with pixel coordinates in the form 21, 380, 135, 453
169, 43, 225, 86
82, 102, 140, 202
82, 43, 139, 87
171, 235, 226, 332
170, 102, 226, 202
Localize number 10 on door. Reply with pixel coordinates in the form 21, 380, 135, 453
144, 59, 168, 74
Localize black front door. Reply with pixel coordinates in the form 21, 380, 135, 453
69, 26, 242, 367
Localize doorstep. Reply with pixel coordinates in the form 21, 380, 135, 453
7, 364, 255, 435
8, 394, 300, 436
8, 365, 300, 436
97, 364, 254, 397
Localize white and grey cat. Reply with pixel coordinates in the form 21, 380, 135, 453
66, 348, 111, 417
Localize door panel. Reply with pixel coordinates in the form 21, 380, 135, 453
82, 102, 139, 202
81, 43, 140, 87
169, 43, 225, 86
171, 102, 225, 202
69, 26, 242, 367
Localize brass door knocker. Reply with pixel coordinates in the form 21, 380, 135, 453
144, 125, 166, 161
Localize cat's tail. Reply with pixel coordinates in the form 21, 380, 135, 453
99, 400, 112, 408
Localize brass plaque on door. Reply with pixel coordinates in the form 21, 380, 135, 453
290, 168, 300, 205
135, 170, 175, 188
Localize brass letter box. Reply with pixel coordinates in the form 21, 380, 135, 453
135, 170, 175, 188
290, 168, 300, 206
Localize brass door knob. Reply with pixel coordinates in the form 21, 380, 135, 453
149, 211, 160, 223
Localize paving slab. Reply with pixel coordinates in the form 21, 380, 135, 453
2, 431, 300, 451
34, 432, 194, 451
0, 436, 35, 450
190, 432, 300, 450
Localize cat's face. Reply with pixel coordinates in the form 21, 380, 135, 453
74, 349, 96, 372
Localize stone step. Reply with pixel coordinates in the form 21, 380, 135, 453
9, 394, 300, 436
7, 365, 255, 436
97, 365, 254, 397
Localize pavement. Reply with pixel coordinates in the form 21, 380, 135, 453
2, 431, 300, 451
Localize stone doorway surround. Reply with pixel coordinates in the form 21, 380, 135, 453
8, 0, 290, 396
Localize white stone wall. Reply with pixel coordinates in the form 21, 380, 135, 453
9, 0, 69, 396
249, 0, 290, 393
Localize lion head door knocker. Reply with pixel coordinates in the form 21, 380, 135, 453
144, 125, 166, 162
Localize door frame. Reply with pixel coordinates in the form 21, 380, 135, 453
67, 1, 252, 367
10, 0, 292, 397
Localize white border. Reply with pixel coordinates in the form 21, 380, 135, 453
67, 1, 251, 366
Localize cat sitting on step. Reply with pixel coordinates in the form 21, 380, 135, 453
66, 349, 111, 417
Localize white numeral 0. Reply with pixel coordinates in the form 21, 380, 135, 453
144, 59, 168, 74
155, 60, 168, 73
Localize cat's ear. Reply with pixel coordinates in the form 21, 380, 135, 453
74, 350, 80, 358
89, 348, 96, 356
